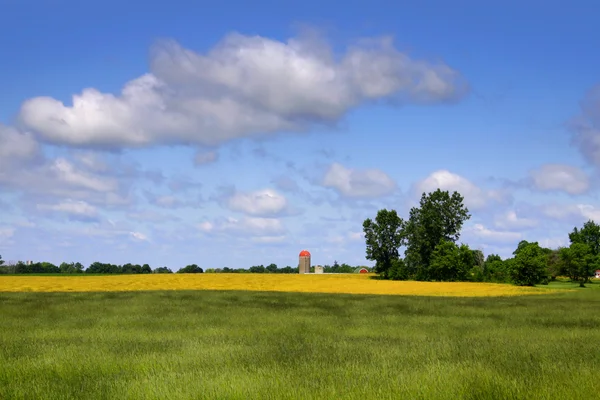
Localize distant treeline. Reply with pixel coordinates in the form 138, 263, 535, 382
0, 259, 370, 275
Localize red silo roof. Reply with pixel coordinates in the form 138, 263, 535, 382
299, 250, 311, 257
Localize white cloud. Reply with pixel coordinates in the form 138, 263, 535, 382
494, 210, 538, 230
322, 162, 396, 198
199, 216, 285, 237
37, 199, 98, 219
51, 158, 117, 192
414, 170, 507, 210
129, 231, 149, 241
466, 224, 522, 244
251, 235, 286, 244
227, 189, 288, 216
542, 203, 600, 222
0, 124, 39, 162
529, 164, 589, 195
18, 32, 467, 149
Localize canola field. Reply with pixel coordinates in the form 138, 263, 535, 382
0, 273, 559, 296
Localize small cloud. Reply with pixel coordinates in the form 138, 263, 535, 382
198, 216, 285, 237
322, 162, 396, 198
414, 170, 509, 210
129, 231, 149, 241
494, 210, 538, 230
542, 203, 600, 222
37, 199, 99, 221
466, 224, 521, 244
226, 189, 288, 217
529, 164, 589, 195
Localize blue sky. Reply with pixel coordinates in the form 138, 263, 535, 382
1, 0, 600, 269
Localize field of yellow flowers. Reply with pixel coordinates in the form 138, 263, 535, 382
0, 273, 558, 296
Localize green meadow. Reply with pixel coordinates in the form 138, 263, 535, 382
1, 282, 600, 399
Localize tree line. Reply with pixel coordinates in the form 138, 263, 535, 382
363, 189, 600, 286
0, 257, 369, 275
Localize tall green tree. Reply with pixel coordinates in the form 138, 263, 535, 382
0, 254, 4, 266
569, 220, 600, 255
363, 209, 405, 278
559, 243, 599, 287
404, 189, 471, 278
510, 241, 547, 286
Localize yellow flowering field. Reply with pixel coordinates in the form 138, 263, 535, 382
0, 273, 559, 296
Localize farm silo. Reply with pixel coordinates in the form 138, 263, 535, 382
298, 250, 311, 274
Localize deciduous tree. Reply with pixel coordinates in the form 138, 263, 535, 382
363, 209, 405, 278
559, 243, 599, 287
569, 220, 600, 255
510, 241, 547, 286
404, 189, 471, 278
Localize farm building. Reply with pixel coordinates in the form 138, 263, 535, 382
355, 267, 369, 274
298, 250, 311, 274
596, 270, 600, 279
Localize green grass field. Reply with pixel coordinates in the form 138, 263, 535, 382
1, 282, 600, 399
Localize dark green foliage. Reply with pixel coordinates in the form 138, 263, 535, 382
362, 209, 404, 277
1, 289, 600, 399
427, 241, 473, 281
386, 258, 410, 280
154, 267, 173, 274
569, 220, 600, 255
510, 241, 548, 286
404, 189, 471, 274
249, 265, 265, 273
559, 243, 599, 287
12, 261, 60, 274
59, 262, 84, 274
364, 189, 471, 282
323, 261, 355, 273
482, 254, 510, 283
0, 254, 4, 266
266, 263, 278, 273
177, 264, 204, 273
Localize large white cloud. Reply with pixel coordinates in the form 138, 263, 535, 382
529, 164, 589, 195
322, 162, 396, 198
414, 170, 508, 210
18, 32, 468, 149
226, 189, 288, 216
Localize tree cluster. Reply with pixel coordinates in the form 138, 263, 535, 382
0, 260, 198, 275
364, 189, 600, 286
0, 258, 370, 275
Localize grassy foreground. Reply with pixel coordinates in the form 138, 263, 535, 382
0, 273, 561, 296
1, 288, 600, 399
